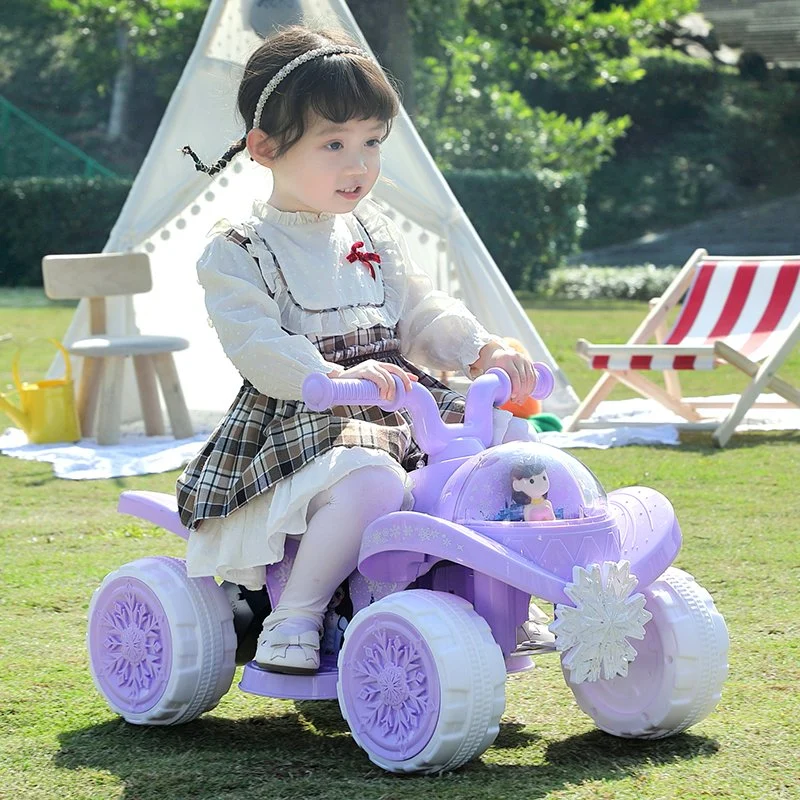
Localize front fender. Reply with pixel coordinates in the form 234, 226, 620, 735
358, 511, 572, 605
608, 487, 682, 588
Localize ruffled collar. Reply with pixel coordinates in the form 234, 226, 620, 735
252, 199, 335, 226
237, 200, 406, 335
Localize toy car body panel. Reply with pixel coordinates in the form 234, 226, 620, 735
359, 511, 572, 606
607, 487, 682, 589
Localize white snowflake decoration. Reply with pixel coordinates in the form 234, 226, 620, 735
551, 560, 652, 684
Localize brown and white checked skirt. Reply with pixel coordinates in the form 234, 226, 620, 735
176, 325, 465, 531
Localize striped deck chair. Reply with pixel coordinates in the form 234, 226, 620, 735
566, 249, 800, 447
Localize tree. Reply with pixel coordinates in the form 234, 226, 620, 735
348, 0, 415, 115
47, 0, 207, 141
0, 0, 74, 118
409, 0, 697, 175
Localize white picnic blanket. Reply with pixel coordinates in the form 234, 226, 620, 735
1, 395, 797, 479
0, 426, 209, 480
539, 393, 800, 449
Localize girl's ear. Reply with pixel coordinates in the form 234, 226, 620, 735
247, 128, 279, 166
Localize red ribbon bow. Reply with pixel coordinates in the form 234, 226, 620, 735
346, 240, 381, 279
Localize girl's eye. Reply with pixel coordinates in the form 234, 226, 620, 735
366, 138, 381, 148
326, 141, 344, 151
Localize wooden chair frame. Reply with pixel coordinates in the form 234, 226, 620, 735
42, 252, 193, 446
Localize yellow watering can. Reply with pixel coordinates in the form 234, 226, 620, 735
0, 339, 81, 444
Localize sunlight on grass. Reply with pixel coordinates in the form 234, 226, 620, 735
0, 291, 798, 799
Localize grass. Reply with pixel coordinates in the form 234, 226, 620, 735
1, 288, 799, 800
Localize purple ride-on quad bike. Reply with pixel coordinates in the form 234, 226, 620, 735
87, 365, 729, 775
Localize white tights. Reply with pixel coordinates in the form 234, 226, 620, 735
271, 466, 406, 622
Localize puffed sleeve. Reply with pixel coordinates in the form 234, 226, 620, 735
197, 235, 334, 399
397, 245, 500, 376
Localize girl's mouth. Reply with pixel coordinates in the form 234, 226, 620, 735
337, 185, 362, 200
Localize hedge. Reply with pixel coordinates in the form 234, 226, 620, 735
540, 264, 680, 301
578, 61, 800, 250
0, 176, 132, 286
0, 170, 586, 290
445, 168, 586, 291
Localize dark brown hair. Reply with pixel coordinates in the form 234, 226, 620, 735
183, 26, 400, 176
510, 459, 549, 506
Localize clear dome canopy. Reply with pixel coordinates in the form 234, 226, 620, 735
439, 442, 607, 525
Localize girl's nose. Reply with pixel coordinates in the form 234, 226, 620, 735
347, 155, 369, 174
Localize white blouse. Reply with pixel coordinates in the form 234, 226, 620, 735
197, 198, 496, 396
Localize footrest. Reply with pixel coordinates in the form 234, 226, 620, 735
239, 659, 339, 700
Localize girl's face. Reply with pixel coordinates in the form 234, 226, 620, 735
265, 114, 386, 214
512, 470, 549, 500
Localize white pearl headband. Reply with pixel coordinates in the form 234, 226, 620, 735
251, 45, 365, 131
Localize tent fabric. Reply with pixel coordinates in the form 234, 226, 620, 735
57, 0, 578, 422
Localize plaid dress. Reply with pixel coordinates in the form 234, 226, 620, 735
176, 324, 465, 532
176, 202, 497, 586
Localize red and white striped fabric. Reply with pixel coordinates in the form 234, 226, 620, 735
589, 258, 800, 371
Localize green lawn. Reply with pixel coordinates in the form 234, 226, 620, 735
1, 290, 799, 800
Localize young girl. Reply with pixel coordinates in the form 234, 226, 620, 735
177, 25, 539, 674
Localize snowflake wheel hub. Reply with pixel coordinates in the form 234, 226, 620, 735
120, 626, 147, 664
88, 578, 172, 713
378, 665, 411, 707
340, 612, 440, 760
552, 560, 652, 684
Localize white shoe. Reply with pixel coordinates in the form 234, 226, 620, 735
255, 614, 321, 674
528, 600, 549, 623
515, 618, 556, 654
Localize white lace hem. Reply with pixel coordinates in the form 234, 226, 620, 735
185, 446, 407, 589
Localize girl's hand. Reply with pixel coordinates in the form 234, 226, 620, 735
470, 341, 537, 403
328, 360, 418, 401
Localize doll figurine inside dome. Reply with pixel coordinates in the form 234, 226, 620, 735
511, 459, 556, 522
441, 442, 608, 525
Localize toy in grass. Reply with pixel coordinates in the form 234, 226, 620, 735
87, 364, 728, 774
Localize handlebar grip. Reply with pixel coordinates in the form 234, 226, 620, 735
531, 362, 555, 400
303, 372, 390, 411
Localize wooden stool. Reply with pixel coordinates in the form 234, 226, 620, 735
42, 252, 193, 446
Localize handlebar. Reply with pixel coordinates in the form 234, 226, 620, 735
303, 373, 386, 412
303, 362, 555, 463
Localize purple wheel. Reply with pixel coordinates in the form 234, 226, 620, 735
337, 590, 506, 774
564, 568, 729, 738
89, 575, 173, 715
87, 557, 236, 725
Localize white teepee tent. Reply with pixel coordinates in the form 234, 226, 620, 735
58, 0, 578, 425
